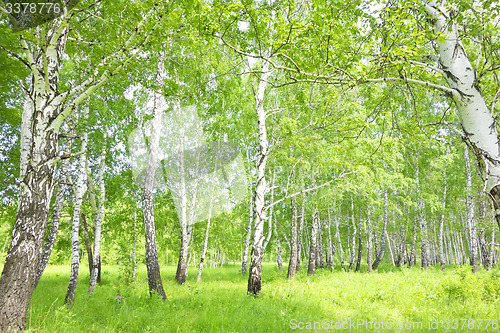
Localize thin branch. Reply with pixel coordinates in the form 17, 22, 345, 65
491, 85, 500, 117
0, 43, 30, 68
409, 60, 445, 75
265, 171, 355, 211
364, 77, 456, 95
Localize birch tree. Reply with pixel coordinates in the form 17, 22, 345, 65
89, 141, 106, 293
0, 1, 164, 329
141, 54, 167, 300
64, 108, 89, 305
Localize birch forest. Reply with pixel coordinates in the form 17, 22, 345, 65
1, 0, 500, 332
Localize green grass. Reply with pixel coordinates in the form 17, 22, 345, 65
23, 263, 500, 332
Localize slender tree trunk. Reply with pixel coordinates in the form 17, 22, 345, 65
464, 147, 479, 272
81, 213, 93, 276
287, 196, 298, 278
367, 205, 373, 273
132, 209, 137, 280
318, 220, 324, 269
327, 221, 334, 270
335, 213, 346, 271
247, 58, 271, 295
65, 117, 88, 304
275, 220, 283, 272
416, 164, 430, 269
372, 190, 388, 269
307, 211, 319, 276
409, 215, 417, 268
355, 207, 363, 272
439, 149, 448, 269
89, 143, 106, 293
197, 190, 214, 282
296, 192, 305, 271
490, 227, 495, 270
478, 229, 490, 270
142, 53, 167, 300
348, 200, 356, 270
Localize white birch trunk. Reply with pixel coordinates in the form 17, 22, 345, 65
372, 190, 388, 269
367, 205, 373, 272
307, 210, 319, 276
64, 110, 88, 304
296, 191, 305, 271
423, 1, 500, 227
247, 58, 272, 294
132, 208, 137, 280
142, 53, 167, 299
89, 142, 106, 293
464, 146, 479, 272
439, 147, 448, 269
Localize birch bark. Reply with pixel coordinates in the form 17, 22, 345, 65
64, 110, 88, 304
296, 192, 305, 271
422, 1, 500, 228
307, 211, 319, 276
287, 196, 298, 279
439, 147, 448, 269
372, 190, 388, 269
464, 146, 479, 272
142, 54, 167, 299
247, 58, 272, 294
89, 143, 106, 293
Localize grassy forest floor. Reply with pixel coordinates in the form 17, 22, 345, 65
21, 263, 500, 332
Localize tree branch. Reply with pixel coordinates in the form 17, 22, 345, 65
265, 171, 355, 211
364, 77, 456, 95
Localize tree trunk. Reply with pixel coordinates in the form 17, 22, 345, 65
416, 164, 430, 269
197, 191, 214, 282
65, 118, 88, 305
409, 215, 417, 268
0, 22, 70, 326
423, 2, 500, 230
142, 53, 167, 300
355, 207, 363, 272
317, 220, 324, 269
81, 213, 93, 276
287, 197, 298, 279
307, 211, 319, 276
89, 143, 106, 293
478, 229, 490, 270
247, 58, 271, 295
367, 205, 373, 273
348, 200, 356, 271
334, 213, 346, 271
132, 209, 137, 280
274, 220, 283, 272
464, 146, 479, 272
439, 148, 448, 269
490, 227, 496, 270
327, 221, 334, 270
296, 192, 305, 271
372, 190, 388, 269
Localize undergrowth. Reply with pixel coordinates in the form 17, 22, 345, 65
23, 263, 500, 332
